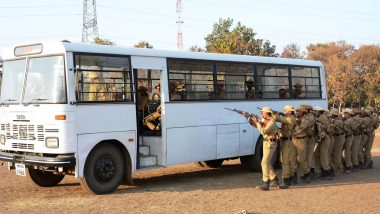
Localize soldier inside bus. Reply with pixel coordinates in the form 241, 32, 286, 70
279, 86, 290, 99
292, 82, 306, 98
137, 85, 150, 132
211, 81, 225, 99
245, 79, 255, 99
169, 81, 182, 100
151, 83, 161, 102
87, 72, 106, 101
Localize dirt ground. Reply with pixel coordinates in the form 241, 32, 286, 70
1, 131, 380, 214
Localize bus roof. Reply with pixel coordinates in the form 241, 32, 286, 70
2, 41, 323, 67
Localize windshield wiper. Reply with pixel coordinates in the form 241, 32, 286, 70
0, 98, 17, 105
26, 98, 50, 105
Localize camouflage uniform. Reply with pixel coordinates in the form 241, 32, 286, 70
293, 106, 312, 182
364, 108, 379, 168
351, 111, 363, 171
275, 106, 297, 185
314, 108, 332, 179
250, 107, 281, 191
342, 109, 355, 173
330, 109, 345, 172
301, 105, 317, 176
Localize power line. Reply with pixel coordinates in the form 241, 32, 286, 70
0, 14, 81, 17
0, 5, 80, 9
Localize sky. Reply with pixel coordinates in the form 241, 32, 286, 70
0, 0, 379, 56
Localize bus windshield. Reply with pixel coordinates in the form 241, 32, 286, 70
0, 59, 26, 104
0, 55, 66, 104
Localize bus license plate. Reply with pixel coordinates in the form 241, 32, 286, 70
15, 163, 26, 176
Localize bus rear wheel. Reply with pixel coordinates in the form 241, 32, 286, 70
79, 144, 125, 194
28, 168, 65, 187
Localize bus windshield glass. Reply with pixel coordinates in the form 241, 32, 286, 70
23, 55, 66, 104
0, 59, 26, 104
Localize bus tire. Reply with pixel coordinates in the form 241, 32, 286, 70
204, 159, 224, 168
240, 136, 263, 172
27, 168, 65, 187
79, 144, 125, 194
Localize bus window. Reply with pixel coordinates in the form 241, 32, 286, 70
291, 67, 321, 98
168, 60, 213, 100
256, 65, 289, 99
216, 63, 254, 100
74, 54, 132, 103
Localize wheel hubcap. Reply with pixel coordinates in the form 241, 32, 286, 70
94, 154, 116, 183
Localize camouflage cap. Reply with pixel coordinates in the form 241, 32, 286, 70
301, 104, 313, 111
330, 109, 340, 116
260, 107, 273, 114
295, 106, 308, 112
325, 111, 332, 117
352, 109, 360, 115
283, 105, 295, 112
366, 106, 374, 112
364, 110, 371, 116
343, 108, 354, 115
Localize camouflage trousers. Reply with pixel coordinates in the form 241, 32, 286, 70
261, 140, 278, 182
364, 132, 375, 162
306, 136, 317, 169
358, 134, 368, 163
292, 137, 309, 175
280, 139, 298, 179
315, 135, 331, 171
352, 134, 362, 166
328, 135, 335, 168
344, 135, 353, 168
332, 134, 345, 172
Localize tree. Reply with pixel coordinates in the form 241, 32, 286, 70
306, 41, 356, 106
93, 37, 115, 46
134, 41, 153, 49
281, 43, 304, 59
205, 18, 277, 57
348, 45, 380, 106
188, 45, 205, 52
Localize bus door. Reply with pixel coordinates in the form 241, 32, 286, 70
131, 56, 167, 168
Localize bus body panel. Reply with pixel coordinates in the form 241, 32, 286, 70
76, 131, 136, 177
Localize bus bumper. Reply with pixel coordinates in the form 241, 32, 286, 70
0, 152, 76, 168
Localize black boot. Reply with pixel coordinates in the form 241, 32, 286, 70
321, 170, 332, 180
259, 181, 270, 191
352, 165, 360, 172
329, 168, 335, 177
302, 172, 311, 183
310, 168, 316, 179
290, 172, 298, 185
366, 161, 373, 169
344, 166, 352, 174
279, 178, 289, 189
359, 161, 364, 169
319, 169, 326, 179
270, 177, 280, 187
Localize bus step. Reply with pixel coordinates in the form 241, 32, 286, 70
139, 155, 157, 167
139, 145, 150, 156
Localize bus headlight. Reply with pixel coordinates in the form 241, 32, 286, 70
45, 137, 59, 148
0, 135, 5, 145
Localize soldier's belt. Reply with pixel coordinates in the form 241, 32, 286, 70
282, 137, 292, 140
294, 136, 307, 139
333, 133, 344, 137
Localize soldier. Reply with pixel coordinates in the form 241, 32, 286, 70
342, 108, 355, 173
292, 106, 311, 183
302, 105, 317, 178
330, 109, 346, 173
249, 107, 282, 191
275, 105, 298, 187
325, 111, 335, 176
313, 107, 333, 179
351, 109, 363, 172
363, 108, 379, 168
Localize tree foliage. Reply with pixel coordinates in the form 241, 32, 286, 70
307, 41, 380, 107
281, 43, 304, 59
205, 18, 277, 57
93, 37, 115, 46
134, 41, 153, 49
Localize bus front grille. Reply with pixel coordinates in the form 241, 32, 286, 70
12, 143, 34, 150
2, 124, 47, 142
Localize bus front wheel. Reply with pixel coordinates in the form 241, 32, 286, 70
79, 144, 125, 194
28, 168, 65, 187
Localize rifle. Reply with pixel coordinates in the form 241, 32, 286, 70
225, 108, 261, 123
256, 107, 285, 116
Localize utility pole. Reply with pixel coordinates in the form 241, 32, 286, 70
176, 0, 184, 50
82, 0, 99, 43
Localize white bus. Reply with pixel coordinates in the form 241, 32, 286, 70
0, 41, 327, 194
